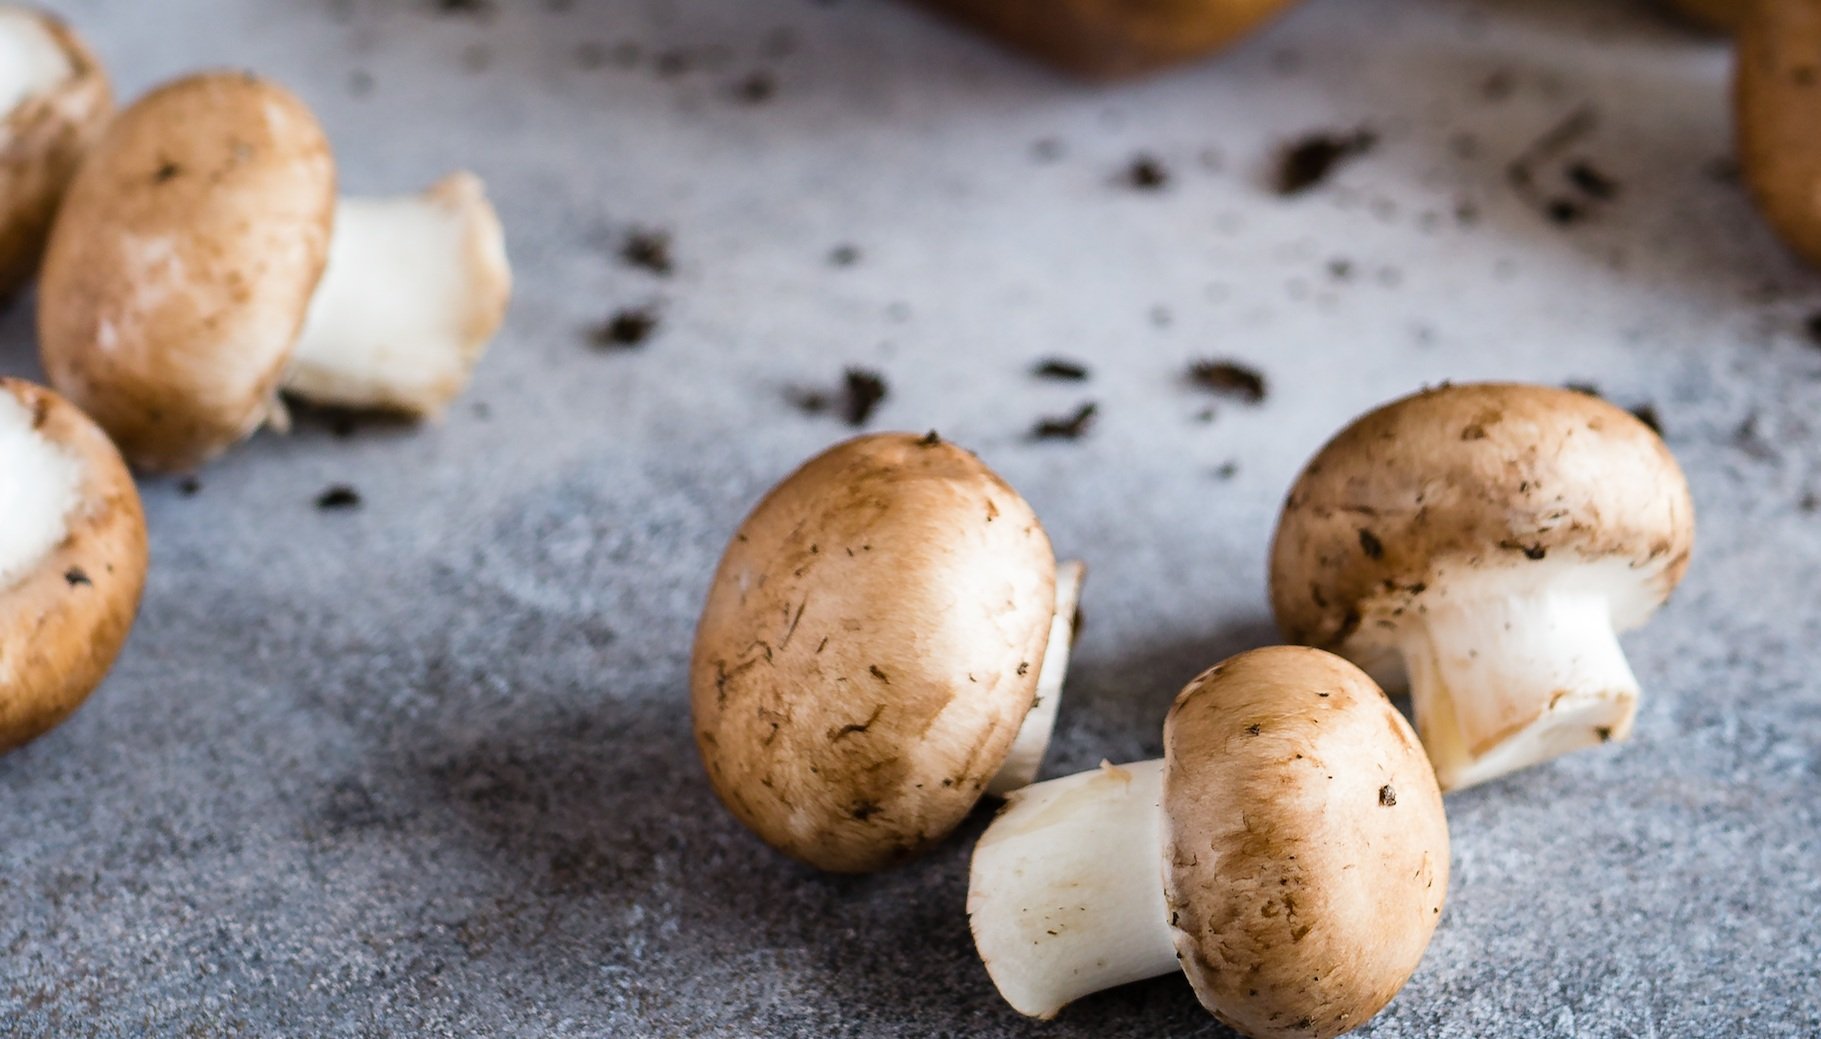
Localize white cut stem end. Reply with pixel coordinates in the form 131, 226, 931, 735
0, 9, 73, 115
968, 759, 1177, 1019
1403, 588, 1639, 791
285, 172, 512, 417
988, 560, 1085, 796
0, 392, 81, 592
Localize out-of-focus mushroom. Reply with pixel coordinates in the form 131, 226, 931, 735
1738, 0, 1821, 267
692, 432, 1084, 873
1270, 383, 1694, 790
37, 71, 510, 473
0, 377, 146, 753
969, 647, 1448, 1037
911, 0, 1304, 79
0, 4, 111, 297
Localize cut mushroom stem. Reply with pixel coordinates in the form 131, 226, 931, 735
0, 8, 72, 112
987, 559, 1086, 796
285, 172, 510, 417
969, 759, 1176, 1019
1403, 578, 1639, 791
0, 390, 81, 589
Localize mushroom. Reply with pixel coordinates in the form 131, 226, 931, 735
36, 70, 511, 473
912, 0, 1305, 79
1270, 383, 1694, 791
0, 377, 147, 754
969, 647, 1448, 1037
1737, 0, 1821, 268
691, 432, 1084, 873
0, 4, 111, 298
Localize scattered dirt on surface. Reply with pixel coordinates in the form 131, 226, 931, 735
1031, 402, 1097, 441
1187, 361, 1268, 403
1275, 130, 1376, 195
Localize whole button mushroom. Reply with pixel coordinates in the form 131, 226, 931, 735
1738, 0, 1821, 267
969, 647, 1448, 1037
913, 0, 1305, 79
37, 71, 512, 473
0, 378, 147, 753
1270, 383, 1694, 791
0, 4, 111, 298
692, 432, 1084, 873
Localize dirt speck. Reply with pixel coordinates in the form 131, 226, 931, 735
1033, 358, 1090, 381
1188, 361, 1268, 403
1275, 130, 1376, 195
1031, 402, 1097, 441
316, 486, 362, 511
621, 229, 674, 276
593, 307, 659, 349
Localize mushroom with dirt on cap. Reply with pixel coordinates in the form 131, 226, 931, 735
1269, 382, 1695, 791
0, 4, 111, 298
968, 646, 1448, 1038
691, 431, 1085, 873
36, 70, 511, 473
0, 378, 147, 753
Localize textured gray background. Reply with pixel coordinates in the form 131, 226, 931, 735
3, 0, 1819, 1035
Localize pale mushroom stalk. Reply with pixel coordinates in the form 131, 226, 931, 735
0, 391, 81, 590
0, 8, 71, 112
969, 760, 1175, 1019
1400, 570, 1640, 791
285, 172, 510, 417
987, 559, 1086, 796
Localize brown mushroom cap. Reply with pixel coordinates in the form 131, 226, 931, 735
1270, 383, 1694, 662
1738, 0, 1821, 267
0, 5, 112, 297
0, 378, 147, 753
915, 0, 1303, 79
38, 70, 336, 473
1163, 647, 1448, 1039
692, 432, 1058, 873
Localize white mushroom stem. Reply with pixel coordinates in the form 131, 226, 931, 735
0, 392, 81, 591
284, 172, 510, 418
1400, 581, 1640, 791
969, 759, 1176, 1019
0, 8, 72, 115
988, 560, 1086, 796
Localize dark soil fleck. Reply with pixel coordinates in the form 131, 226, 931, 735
1630, 404, 1662, 435
433, 0, 491, 15
621, 229, 674, 276
791, 368, 889, 427
1378, 784, 1397, 807
593, 307, 659, 349
1125, 154, 1169, 191
1031, 402, 1098, 441
1567, 160, 1619, 200
64, 568, 91, 587
1804, 312, 1821, 346
1358, 529, 1384, 559
1275, 130, 1376, 196
177, 477, 202, 497
316, 486, 363, 511
1033, 358, 1090, 381
1214, 461, 1240, 480
1188, 361, 1268, 403
829, 244, 861, 267
732, 71, 776, 104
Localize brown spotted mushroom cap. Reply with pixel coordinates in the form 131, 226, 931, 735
1163, 647, 1448, 1039
1270, 383, 1694, 666
1738, 0, 1821, 266
691, 432, 1059, 873
37, 70, 336, 473
0, 5, 112, 297
0, 378, 147, 754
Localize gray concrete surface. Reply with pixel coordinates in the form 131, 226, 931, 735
3, 0, 1819, 1035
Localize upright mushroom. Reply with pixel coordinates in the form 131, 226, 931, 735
0, 378, 147, 753
969, 647, 1448, 1037
691, 432, 1084, 873
911, 0, 1305, 79
1738, 0, 1821, 268
0, 4, 111, 298
1270, 383, 1694, 791
37, 70, 511, 473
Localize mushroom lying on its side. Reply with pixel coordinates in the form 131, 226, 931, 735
912, 0, 1305, 79
37, 71, 511, 473
1270, 383, 1694, 791
969, 647, 1448, 1038
692, 432, 1084, 873
0, 378, 147, 753
0, 4, 111, 298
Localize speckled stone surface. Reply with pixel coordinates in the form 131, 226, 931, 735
3, 0, 1820, 1035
